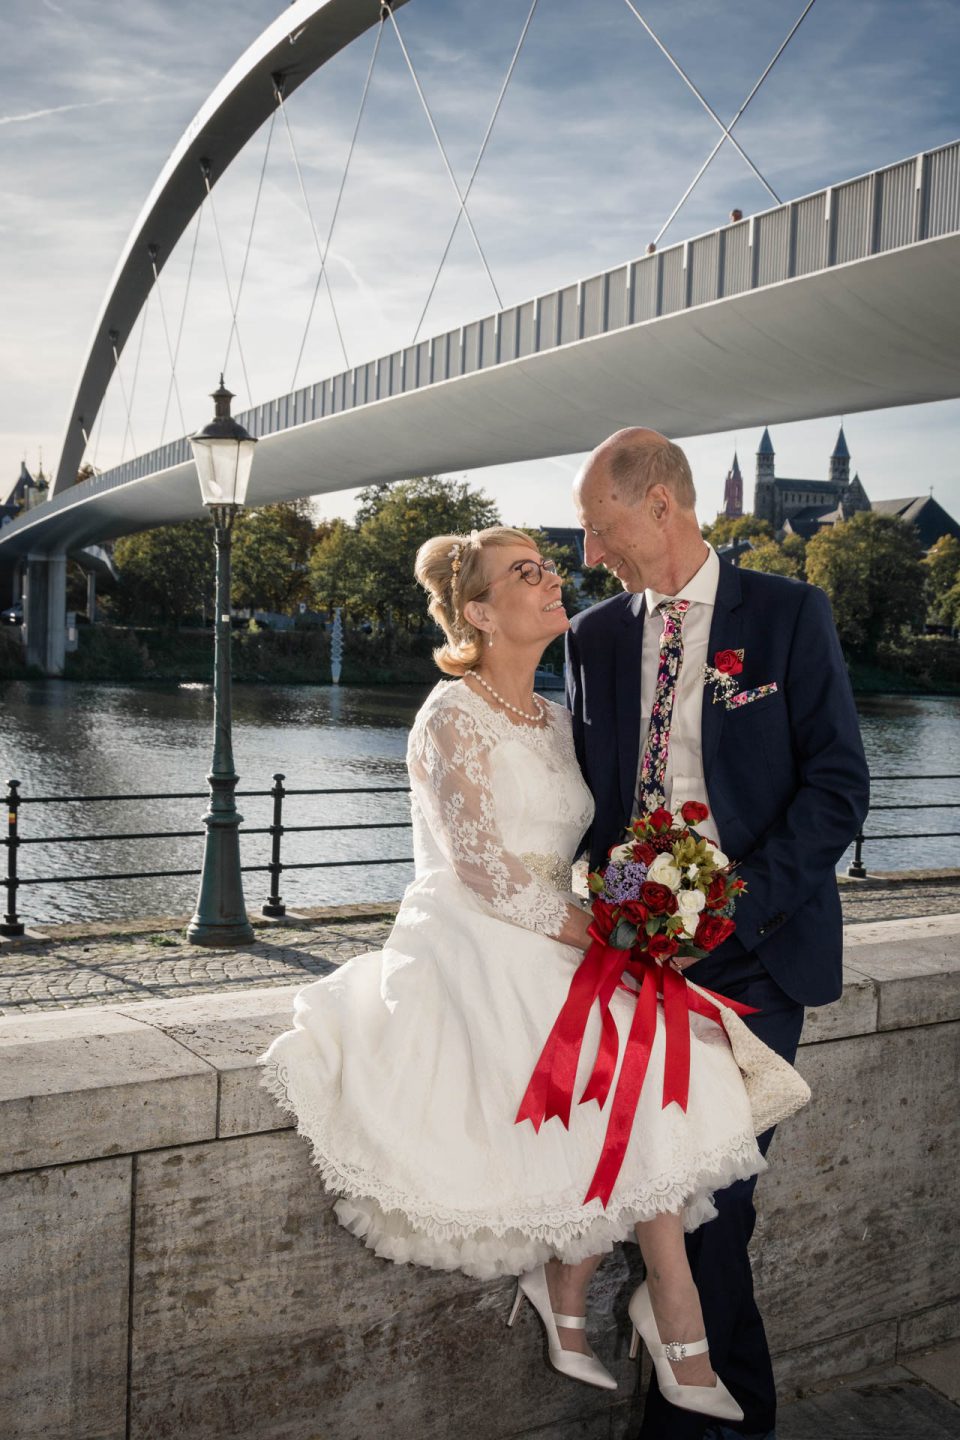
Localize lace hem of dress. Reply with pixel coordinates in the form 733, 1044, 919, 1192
257, 1054, 766, 1280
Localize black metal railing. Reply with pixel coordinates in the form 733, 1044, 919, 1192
1, 774, 412, 937
846, 772, 960, 878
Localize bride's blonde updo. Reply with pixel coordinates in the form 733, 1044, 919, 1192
414, 525, 537, 676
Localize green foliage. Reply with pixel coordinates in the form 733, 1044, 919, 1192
923, 534, 960, 624
322, 475, 500, 630
111, 520, 214, 625
805, 511, 925, 657
701, 514, 773, 547
231, 500, 315, 613
578, 563, 623, 603
308, 519, 368, 619
738, 539, 803, 579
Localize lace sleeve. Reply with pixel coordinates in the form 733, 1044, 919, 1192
410, 698, 571, 941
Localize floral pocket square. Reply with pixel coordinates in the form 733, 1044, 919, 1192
725, 682, 778, 711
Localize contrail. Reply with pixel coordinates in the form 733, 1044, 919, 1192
0, 96, 129, 128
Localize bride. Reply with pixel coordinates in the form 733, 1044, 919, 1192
258, 525, 806, 1419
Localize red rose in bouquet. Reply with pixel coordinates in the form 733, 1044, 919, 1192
620, 899, 650, 927
640, 881, 678, 916
694, 914, 736, 951
705, 874, 728, 910
647, 933, 679, 962
633, 841, 657, 865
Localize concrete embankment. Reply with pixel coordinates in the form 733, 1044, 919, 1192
0, 904, 958, 1439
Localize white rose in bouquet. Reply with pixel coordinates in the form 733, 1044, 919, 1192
647, 852, 682, 891
610, 842, 635, 865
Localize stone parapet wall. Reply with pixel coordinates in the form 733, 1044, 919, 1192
1, 913, 958, 1440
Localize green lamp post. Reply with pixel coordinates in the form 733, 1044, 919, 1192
186, 377, 256, 947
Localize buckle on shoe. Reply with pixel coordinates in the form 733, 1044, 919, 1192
663, 1341, 688, 1362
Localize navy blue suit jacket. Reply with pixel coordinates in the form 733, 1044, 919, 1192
565, 559, 870, 1007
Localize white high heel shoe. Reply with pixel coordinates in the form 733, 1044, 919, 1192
507, 1264, 617, 1391
628, 1281, 744, 1423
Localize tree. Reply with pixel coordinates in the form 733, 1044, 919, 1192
738, 539, 803, 579
578, 563, 623, 604
353, 476, 500, 628
112, 520, 215, 625
805, 512, 925, 656
231, 500, 316, 613
923, 534, 960, 623
701, 514, 773, 547
308, 519, 369, 618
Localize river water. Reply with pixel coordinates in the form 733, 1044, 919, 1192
1, 680, 958, 926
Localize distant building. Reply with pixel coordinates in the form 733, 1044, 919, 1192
539, 526, 585, 568
720, 454, 743, 518
753, 426, 871, 538
2, 461, 48, 522
869, 495, 960, 550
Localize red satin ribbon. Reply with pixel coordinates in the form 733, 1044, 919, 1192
514, 910, 758, 1209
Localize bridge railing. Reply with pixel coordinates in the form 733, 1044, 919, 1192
1, 775, 413, 938
8, 138, 955, 517
4, 770, 960, 936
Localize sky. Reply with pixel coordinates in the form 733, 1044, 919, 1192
1, 0, 959, 532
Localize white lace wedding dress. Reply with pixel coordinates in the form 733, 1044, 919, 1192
258, 679, 778, 1281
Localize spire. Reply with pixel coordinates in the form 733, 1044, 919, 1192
832, 425, 849, 460
722, 452, 743, 517
829, 424, 850, 487
757, 427, 774, 456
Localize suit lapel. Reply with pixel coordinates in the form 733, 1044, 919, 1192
616, 593, 646, 819
701, 558, 743, 781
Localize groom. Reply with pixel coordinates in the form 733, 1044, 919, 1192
566, 428, 869, 1439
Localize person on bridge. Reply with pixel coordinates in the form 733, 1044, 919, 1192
259, 523, 809, 1424
570, 429, 870, 1438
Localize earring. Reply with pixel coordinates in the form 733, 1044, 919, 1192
487, 633, 494, 648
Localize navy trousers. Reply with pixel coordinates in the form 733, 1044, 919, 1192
637, 947, 806, 1440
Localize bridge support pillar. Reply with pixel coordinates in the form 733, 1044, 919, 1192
24, 552, 67, 675
86, 570, 96, 624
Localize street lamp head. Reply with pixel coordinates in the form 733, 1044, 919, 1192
190, 375, 258, 508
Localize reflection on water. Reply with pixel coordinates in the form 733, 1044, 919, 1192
0, 680, 958, 925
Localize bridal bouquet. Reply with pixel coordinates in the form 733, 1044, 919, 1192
515, 801, 756, 1209
587, 801, 747, 967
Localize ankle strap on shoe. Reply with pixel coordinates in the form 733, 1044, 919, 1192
552, 1311, 587, 1329
662, 1337, 709, 1361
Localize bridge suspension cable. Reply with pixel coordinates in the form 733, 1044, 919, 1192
201, 159, 254, 408
159, 207, 203, 447
108, 328, 138, 466
277, 75, 352, 375
119, 291, 151, 465
149, 244, 188, 443
411, 0, 538, 346
385, 4, 502, 312
621, 0, 780, 206
652, 0, 817, 245
223, 108, 278, 384
289, 21, 386, 393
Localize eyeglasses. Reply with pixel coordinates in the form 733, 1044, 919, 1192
507, 557, 560, 586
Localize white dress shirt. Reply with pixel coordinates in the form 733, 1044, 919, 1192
634, 543, 719, 823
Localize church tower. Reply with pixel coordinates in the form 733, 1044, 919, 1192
722, 453, 743, 517
829, 425, 850, 487
754, 427, 776, 526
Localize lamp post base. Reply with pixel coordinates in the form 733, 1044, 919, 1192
186, 916, 256, 947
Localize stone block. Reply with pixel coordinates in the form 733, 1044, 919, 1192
0, 1156, 130, 1440
753, 1022, 960, 1357
898, 1296, 960, 1355
841, 925, 960, 1030
772, 1318, 898, 1396
116, 986, 305, 1139
801, 962, 877, 1044
129, 1130, 633, 1440
0, 1007, 216, 1172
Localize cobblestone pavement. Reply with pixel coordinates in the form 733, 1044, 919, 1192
1, 877, 958, 1015
777, 1340, 960, 1439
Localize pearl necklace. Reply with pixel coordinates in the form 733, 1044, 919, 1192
469, 671, 546, 724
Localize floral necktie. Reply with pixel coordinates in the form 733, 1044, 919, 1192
636, 598, 691, 814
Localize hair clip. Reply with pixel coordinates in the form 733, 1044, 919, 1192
447, 540, 464, 576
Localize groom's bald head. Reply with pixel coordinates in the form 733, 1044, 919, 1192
575, 427, 696, 511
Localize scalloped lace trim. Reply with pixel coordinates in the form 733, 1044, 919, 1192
257, 1055, 766, 1280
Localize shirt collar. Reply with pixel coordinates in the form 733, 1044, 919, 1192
644, 543, 719, 618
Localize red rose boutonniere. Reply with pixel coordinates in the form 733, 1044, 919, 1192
713, 648, 743, 676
